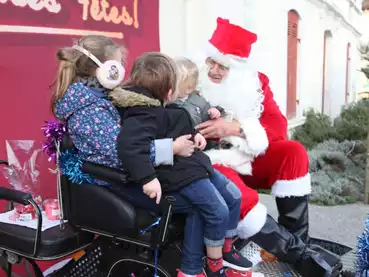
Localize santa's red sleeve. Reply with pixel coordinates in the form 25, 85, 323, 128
258, 72, 288, 141
226, 72, 287, 158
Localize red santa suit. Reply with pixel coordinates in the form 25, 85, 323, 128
196, 17, 311, 242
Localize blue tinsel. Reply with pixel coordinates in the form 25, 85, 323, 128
357, 216, 369, 276
60, 149, 95, 184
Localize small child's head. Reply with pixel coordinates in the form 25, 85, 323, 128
51, 35, 126, 115
175, 57, 199, 99
126, 52, 178, 103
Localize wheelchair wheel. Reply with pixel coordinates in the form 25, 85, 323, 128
107, 259, 171, 277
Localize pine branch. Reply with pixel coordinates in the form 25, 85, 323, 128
362, 68, 369, 80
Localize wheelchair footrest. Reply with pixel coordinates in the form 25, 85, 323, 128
239, 237, 355, 277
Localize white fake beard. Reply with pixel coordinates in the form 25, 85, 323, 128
197, 63, 264, 120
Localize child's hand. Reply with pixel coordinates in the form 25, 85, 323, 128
194, 133, 207, 150
143, 178, 162, 204
208, 107, 221, 119
173, 135, 196, 157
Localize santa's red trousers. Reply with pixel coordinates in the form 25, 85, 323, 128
214, 140, 311, 238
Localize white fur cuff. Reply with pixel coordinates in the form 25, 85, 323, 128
237, 202, 267, 239
204, 148, 253, 175
271, 173, 312, 197
231, 118, 269, 157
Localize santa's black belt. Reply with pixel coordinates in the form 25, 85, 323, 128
218, 141, 232, 149
205, 141, 233, 150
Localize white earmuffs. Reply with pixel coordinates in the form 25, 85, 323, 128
72, 45, 125, 90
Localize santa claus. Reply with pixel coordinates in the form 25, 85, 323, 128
194, 17, 342, 277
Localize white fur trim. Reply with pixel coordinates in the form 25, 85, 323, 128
205, 42, 248, 68
205, 148, 253, 175
237, 202, 267, 239
228, 118, 269, 157
271, 173, 312, 197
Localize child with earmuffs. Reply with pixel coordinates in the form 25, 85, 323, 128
51, 35, 195, 184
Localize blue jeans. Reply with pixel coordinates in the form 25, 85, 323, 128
107, 169, 241, 275
179, 169, 241, 246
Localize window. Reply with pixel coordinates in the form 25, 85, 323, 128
286, 10, 300, 119
322, 30, 332, 113
345, 43, 351, 104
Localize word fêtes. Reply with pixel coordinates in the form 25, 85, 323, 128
0, 0, 139, 28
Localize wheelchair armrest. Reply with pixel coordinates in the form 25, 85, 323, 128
82, 162, 127, 184
0, 186, 33, 206
0, 161, 32, 205
0, 187, 42, 257
0, 160, 9, 166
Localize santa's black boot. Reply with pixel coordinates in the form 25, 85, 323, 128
248, 215, 342, 277
275, 195, 310, 244
275, 195, 342, 271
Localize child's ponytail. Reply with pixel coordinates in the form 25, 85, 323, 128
50, 47, 81, 116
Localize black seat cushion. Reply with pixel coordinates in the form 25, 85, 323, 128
67, 181, 185, 243
68, 183, 137, 234
0, 222, 94, 258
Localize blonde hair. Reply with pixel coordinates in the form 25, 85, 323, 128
125, 52, 178, 101
175, 57, 199, 95
50, 35, 126, 116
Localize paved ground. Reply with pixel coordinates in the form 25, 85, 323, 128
259, 194, 369, 248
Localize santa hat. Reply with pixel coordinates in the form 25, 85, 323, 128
206, 17, 257, 66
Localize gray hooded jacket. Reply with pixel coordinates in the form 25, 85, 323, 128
174, 91, 224, 126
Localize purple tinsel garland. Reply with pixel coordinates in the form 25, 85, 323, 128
41, 120, 67, 163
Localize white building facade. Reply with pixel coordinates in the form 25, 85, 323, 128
159, 0, 362, 126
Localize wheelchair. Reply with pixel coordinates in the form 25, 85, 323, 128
0, 134, 357, 277
0, 135, 187, 277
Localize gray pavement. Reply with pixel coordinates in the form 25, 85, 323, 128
259, 194, 369, 248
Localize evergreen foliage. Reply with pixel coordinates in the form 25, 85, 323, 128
291, 100, 369, 205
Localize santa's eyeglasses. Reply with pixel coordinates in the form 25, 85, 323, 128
205, 58, 229, 73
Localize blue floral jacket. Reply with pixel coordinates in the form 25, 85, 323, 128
55, 83, 173, 185
55, 83, 123, 169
